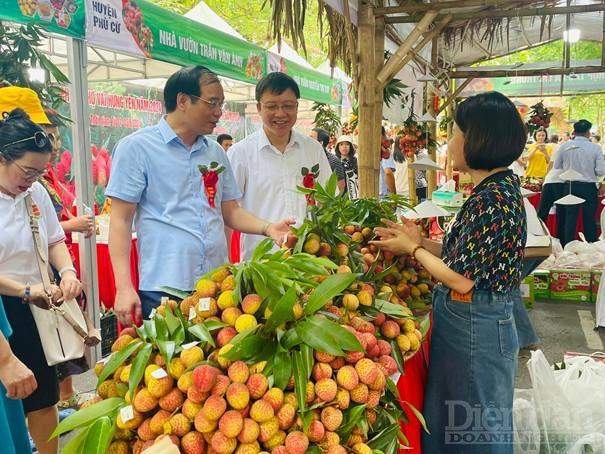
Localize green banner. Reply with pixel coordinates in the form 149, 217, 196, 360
0, 0, 85, 38
268, 52, 343, 105
459, 62, 605, 97
86, 0, 266, 84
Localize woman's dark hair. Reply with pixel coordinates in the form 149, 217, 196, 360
0, 108, 51, 162
335, 140, 356, 158
533, 127, 548, 141
255, 72, 300, 101
164, 65, 219, 113
454, 91, 527, 170
392, 138, 405, 163
312, 128, 330, 148
550, 134, 559, 144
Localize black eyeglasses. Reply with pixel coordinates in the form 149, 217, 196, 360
0, 131, 49, 153
189, 94, 225, 111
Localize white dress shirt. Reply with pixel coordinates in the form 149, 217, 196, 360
229, 127, 332, 260
0, 182, 65, 285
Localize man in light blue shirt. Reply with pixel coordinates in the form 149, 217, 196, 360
379, 127, 396, 198
554, 119, 605, 245
106, 66, 294, 325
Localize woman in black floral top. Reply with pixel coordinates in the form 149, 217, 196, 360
372, 92, 527, 454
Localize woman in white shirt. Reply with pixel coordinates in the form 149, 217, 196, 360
0, 109, 83, 454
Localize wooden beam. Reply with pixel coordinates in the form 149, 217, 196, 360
437, 78, 473, 114
446, 93, 455, 181
342, 0, 359, 92
376, 11, 439, 87
427, 37, 439, 198
357, 0, 378, 198
449, 65, 605, 78
386, 4, 605, 24
375, 0, 510, 15
374, 7, 385, 199
380, 15, 452, 89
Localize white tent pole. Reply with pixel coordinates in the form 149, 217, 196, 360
67, 37, 101, 363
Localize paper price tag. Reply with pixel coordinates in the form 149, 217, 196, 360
520, 283, 530, 298
182, 341, 199, 350
198, 298, 211, 312
151, 368, 168, 379
189, 307, 197, 321
120, 405, 134, 422
149, 308, 157, 319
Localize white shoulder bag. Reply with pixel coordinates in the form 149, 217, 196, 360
25, 193, 88, 366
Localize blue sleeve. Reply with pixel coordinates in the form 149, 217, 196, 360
553, 145, 564, 170
105, 137, 147, 203
595, 147, 605, 176
382, 154, 396, 170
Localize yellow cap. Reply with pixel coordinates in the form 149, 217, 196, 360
0, 86, 50, 125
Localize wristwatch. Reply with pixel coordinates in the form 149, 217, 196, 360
22, 282, 31, 304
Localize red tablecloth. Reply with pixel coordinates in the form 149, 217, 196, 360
397, 324, 432, 453
71, 239, 139, 310
527, 192, 604, 238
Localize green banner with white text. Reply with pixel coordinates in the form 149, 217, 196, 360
85, 0, 266, 84
268, 52, 343, 105
0, 0, 85, 38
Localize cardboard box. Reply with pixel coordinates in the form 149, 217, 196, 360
591, 270, 602, 303
521, 275, 534, 309
549, 269, 591, 302
532, 270, 550, 300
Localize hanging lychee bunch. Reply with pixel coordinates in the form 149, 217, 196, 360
526, 101, 553, 133
397, 116, 430, 159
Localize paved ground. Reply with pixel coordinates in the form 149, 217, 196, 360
516, 299, 605, 389
59, 299, 605, 449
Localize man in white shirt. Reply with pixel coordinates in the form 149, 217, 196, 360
229, 73, 332, 260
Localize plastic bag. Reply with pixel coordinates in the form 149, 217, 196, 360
551, 238, 563, 257
553, 251, 584, 268
568, 433, 605, 454
564, 240, 593, 254
526, 350, 605, 453
513, 389, 540, 454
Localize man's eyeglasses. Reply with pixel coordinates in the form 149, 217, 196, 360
189, 94, 225, 111
0, 131, 49, 153
13, 161, 47, 180
260, 102, 299, 113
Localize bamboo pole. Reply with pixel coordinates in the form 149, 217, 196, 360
375, 0, 510, 15
446, 93, 455, 181
387, 4, 605, 23
427, 38, 438, 198
376, 11, 439, 86
342, 0, 359, 91
449, 65, 605, 78
382, 15, 452, 89
436, 78, 473, 114
357, 0, 378, 198
374, 5, 385, 198
406, 154, 417, 206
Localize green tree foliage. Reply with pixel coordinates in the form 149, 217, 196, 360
479, 40, 605, 129
0, 22, 69, 109
480, 40, 602, 65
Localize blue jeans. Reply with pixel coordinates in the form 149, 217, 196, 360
140, 290, 174, 320
422, 285, 519, 454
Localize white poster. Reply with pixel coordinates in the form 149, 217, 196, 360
86, 0, 145, 57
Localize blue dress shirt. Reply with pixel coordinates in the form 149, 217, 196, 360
105, 117, 242, 291
554, 136, 605, 182
379, 154, 396, 198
